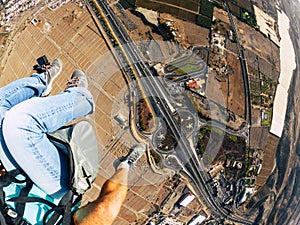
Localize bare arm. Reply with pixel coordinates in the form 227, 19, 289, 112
74, 168, 129, 225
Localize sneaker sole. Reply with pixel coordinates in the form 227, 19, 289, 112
127, 143, 147, 164
42, 60, 62, 96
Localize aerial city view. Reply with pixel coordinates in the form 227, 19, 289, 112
0, 0, 299, 224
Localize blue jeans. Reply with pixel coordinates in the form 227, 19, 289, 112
0, 73, 94, 198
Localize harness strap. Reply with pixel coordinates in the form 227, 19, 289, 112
0, 170, 33, 225
16, 176, 33, 219
8, 196, 58, 208
8, 193, 81, 225
44, 190, 81, 225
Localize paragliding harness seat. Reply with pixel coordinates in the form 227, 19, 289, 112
0, 120, 99, 225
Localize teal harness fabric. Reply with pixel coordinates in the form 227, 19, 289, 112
0, 120, 98, 225
3, 173, 67, 225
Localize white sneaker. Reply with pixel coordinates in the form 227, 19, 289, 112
116, 143, 147, 170
42, 58, 62, 96
66, 70, 88, 89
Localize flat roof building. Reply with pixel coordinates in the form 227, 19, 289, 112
188, 215, 206, 225
178, 192, 195, 207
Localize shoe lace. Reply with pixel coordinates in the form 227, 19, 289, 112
66, 76, 81, 88
127, 152, 140, 165
46, 63, 59, 76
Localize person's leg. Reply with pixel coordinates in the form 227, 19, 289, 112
74, 168, 129, 225
0, 59, 61, 171
2, 71, 94, 198
74, 144, 146, 225
0, 75, 45, 170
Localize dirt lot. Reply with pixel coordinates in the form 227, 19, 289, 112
250, 127, 270, 149
181, 20, 210, 47
208, 51, 245, 117
250, 108, 262, 127
236, 19, 280, 72
226, 53, 245, 116
115, 6, 210, 55
256, 133, 279, 186
213, 7, 230, 24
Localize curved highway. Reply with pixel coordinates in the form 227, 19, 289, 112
86, 0, 254, 224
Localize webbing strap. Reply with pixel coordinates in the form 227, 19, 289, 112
8, 196, 57, 208
44, 190, 76, 225
8, 193, 81, 225
16, 176, 33, 219
0, 170, 33, 225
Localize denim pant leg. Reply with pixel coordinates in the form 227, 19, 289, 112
2, 87, 94, 198
0, 73, 47, 171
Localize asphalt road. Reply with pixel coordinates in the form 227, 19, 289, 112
87, 0, 254, 223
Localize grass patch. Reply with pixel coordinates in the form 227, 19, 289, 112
165, 52, 206, 75
261, 110, 271, 126
211, 126, 224, 136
